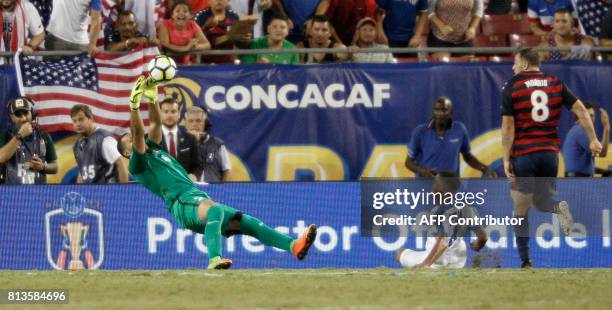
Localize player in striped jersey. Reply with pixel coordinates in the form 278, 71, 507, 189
501, 47, 602, 268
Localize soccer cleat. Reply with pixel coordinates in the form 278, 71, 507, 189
521, 259, 532, 269
129, 76, 145, 110
557, 201, 574, 237
292, 224, 317, 260
207, 257, 232, 270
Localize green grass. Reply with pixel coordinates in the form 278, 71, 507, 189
1, 269, 611, 309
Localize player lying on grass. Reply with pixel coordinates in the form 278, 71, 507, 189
396, 174, 488, 269
118, 76, 317, 269
396, 210, 487, 269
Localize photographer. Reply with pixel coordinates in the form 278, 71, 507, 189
0, 97, 58, 184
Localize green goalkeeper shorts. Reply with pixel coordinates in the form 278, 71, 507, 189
169, 190, 211, 234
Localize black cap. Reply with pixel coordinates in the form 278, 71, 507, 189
8, 97, 33, 115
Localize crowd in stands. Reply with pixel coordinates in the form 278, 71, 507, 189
0, 1, 610, 185
0, 0, 610, 63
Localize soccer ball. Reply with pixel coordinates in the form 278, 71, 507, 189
147, 55, 177, 83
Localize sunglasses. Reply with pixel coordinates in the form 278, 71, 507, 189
13, 110, 30, 117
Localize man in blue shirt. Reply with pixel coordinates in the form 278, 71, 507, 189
377, 0, 428, 56
562, 102, 610, 177
400, 97, 494, 267
405, 96, 496, 178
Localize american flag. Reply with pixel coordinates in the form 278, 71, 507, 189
15, 47, 159, 133
574, 0, 609, 39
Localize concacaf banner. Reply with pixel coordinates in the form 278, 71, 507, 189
1, 63, 611, 182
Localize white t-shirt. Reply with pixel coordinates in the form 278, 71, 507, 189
101, 135, 122, 165
47, 0, 102, 44
352, 44, 396, 64
2, 1, 44, 48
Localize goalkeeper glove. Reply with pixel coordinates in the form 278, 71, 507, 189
129, 76, 145, 110
142, 78, 159, 104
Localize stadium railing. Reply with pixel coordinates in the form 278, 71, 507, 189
1, 46, 612, 62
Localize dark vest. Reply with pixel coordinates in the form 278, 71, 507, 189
198, 134, 225, 183
73, 129, 118, 184
4, 129, 48, 184
303, 39, 338, 63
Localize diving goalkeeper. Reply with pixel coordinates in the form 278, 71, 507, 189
118, 76, 317, 269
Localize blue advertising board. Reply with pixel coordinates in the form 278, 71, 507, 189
1, 181, 611, 270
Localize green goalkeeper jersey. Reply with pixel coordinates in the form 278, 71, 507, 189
129, 139, 202, 208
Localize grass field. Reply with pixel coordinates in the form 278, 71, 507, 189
1, 269, 611, 309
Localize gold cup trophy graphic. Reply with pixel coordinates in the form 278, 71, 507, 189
60, 222, 90, 270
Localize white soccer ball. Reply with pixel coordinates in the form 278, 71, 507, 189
147, 55, 177, 83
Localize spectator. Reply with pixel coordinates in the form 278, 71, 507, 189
377, 0, 428, 57
315, 0, 381, 46
46, 0, 102, 56
297, 15, 348, 63
105, 10, 160, 51
0, 0, 45, 63
399, 97, 493, 268
70, 104, 128, 184
428, 0, 484, 61
572, 0, 610, 40
159, 98, 201, 181
240, 14, 299, 64
99, 0, 125, 49
348, 17, 394, 63
158, 0, 211, 64
100, 1, 158, 43
193, 0, 251, 64
562, 102, 610, 177
404, 96, 496, 178
601, 5, 612, 60
124, 0, 159, 38
0, 97, 58, 184
166, 0, 209, 17
230, 0, 274, 38
272, 0, 319, 43
184, 106, 232, 183
528, 0, 574, 36
539, 8, 594, 60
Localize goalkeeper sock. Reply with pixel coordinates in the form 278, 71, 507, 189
239, 214, 294, 252
204, 205, 225, 261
